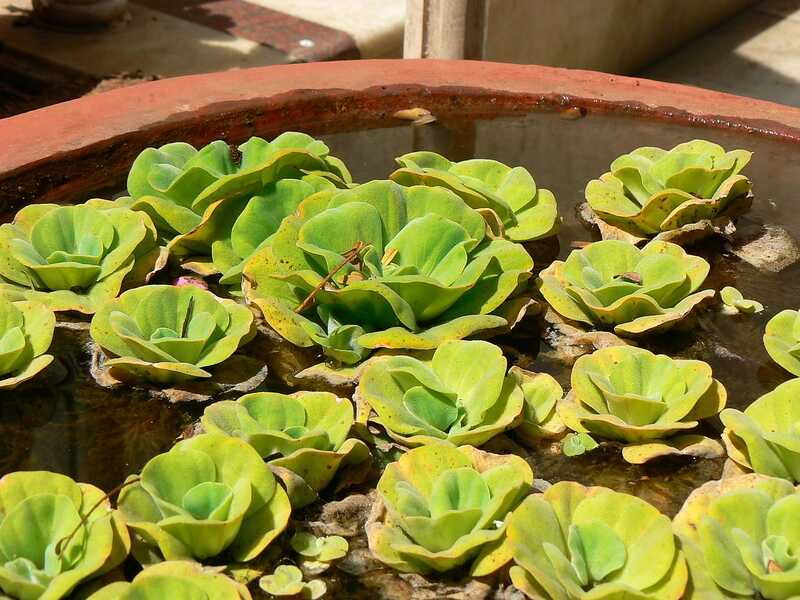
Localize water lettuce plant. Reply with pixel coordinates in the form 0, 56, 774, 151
117, 433, 290, 564
720, 285, 764, 314
243, 179, 533, 364
674, 474, 800, 599
721, 378, 800, 483
201, 391, 371, 507
763, 308, 800, 376
558, 346, 727, 464
259, 565, 325, 599
516, 371, 566, 443
585, 140, 752, 239
291, 533, 348, 562
508, 481, 687, 599
391, 151, 559, 242
168, 176, 336, 294
366, 442, 533, 574
0, 297, 55, 390
0, 471, 130, 600
122, 132, 351, 240
538, 239, 714, 336
88, 561, 251, 600
355, 340, 529, 447
0, 201, 159, 313
90, 284, 254, 384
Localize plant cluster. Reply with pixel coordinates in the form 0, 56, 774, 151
3, 132, 793, 600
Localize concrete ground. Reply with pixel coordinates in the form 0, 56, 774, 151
0, 0, 796, 117
642, 0, 800, 107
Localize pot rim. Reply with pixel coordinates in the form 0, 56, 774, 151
1, 59, 798, 206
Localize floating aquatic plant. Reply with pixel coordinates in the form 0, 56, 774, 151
561, 432, 599, 457
201, 391, 371, 507
366, 442, 532, 574
508, 481, 687, 599
0, 471, 130, 600
168, 176, 337, 294
674, 474, 800, 599
720, 286, 764, 314
764, 308, 800, 376
89, 284, 254, 384
117, 433, 290, 564
515, 371, 566, 443
0, 201, 159, 313
243, 180, 533, 364
259, 565, 325, 599
391, 151, 560, 242
721, 378, 800, 483
290, 532, 348, 562
0, 297, 55, 390
538, 239, 714, 336
558, 346, 727, 464
355, 340, 545, 447
121, 132, 351, 241
88, 561, 251, 599
585, 140, 752, 240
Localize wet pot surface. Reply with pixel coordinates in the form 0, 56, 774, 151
3, 108, 799, 597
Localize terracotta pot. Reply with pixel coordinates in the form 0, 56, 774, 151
32, 0, 127, 27
0, 59, 798, 210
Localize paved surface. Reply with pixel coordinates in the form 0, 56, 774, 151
0, 0, 796, 116
641, 0, 800, 106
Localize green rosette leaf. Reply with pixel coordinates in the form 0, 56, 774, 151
721, 378, 800, 483
168, 175, 340, 294
720, 286, 763, 314
764, 309, 800, 377
124, 132, 351, 241
354, 340, 524, 447
513, 369, 566, 443
0, 202, 159, 314
201, 391, 371, 507
537, 239, 714, 337
508, 480, 688, 599
243, 180, 533, 365
585, 140, 753, 238
558, 346, 726, 463
366, 443, 532, 574
87, 561, 252, 599
90, 284, 255, 385
391, 151, 560, 242
117, 433, 290, 565
0, 471, 131, 600
674, 474, 800, 600
0, 297, 55, 390
258, 565, 325, 599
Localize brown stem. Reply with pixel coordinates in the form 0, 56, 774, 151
294, 241, 365, 315
55, 476, 141, 557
